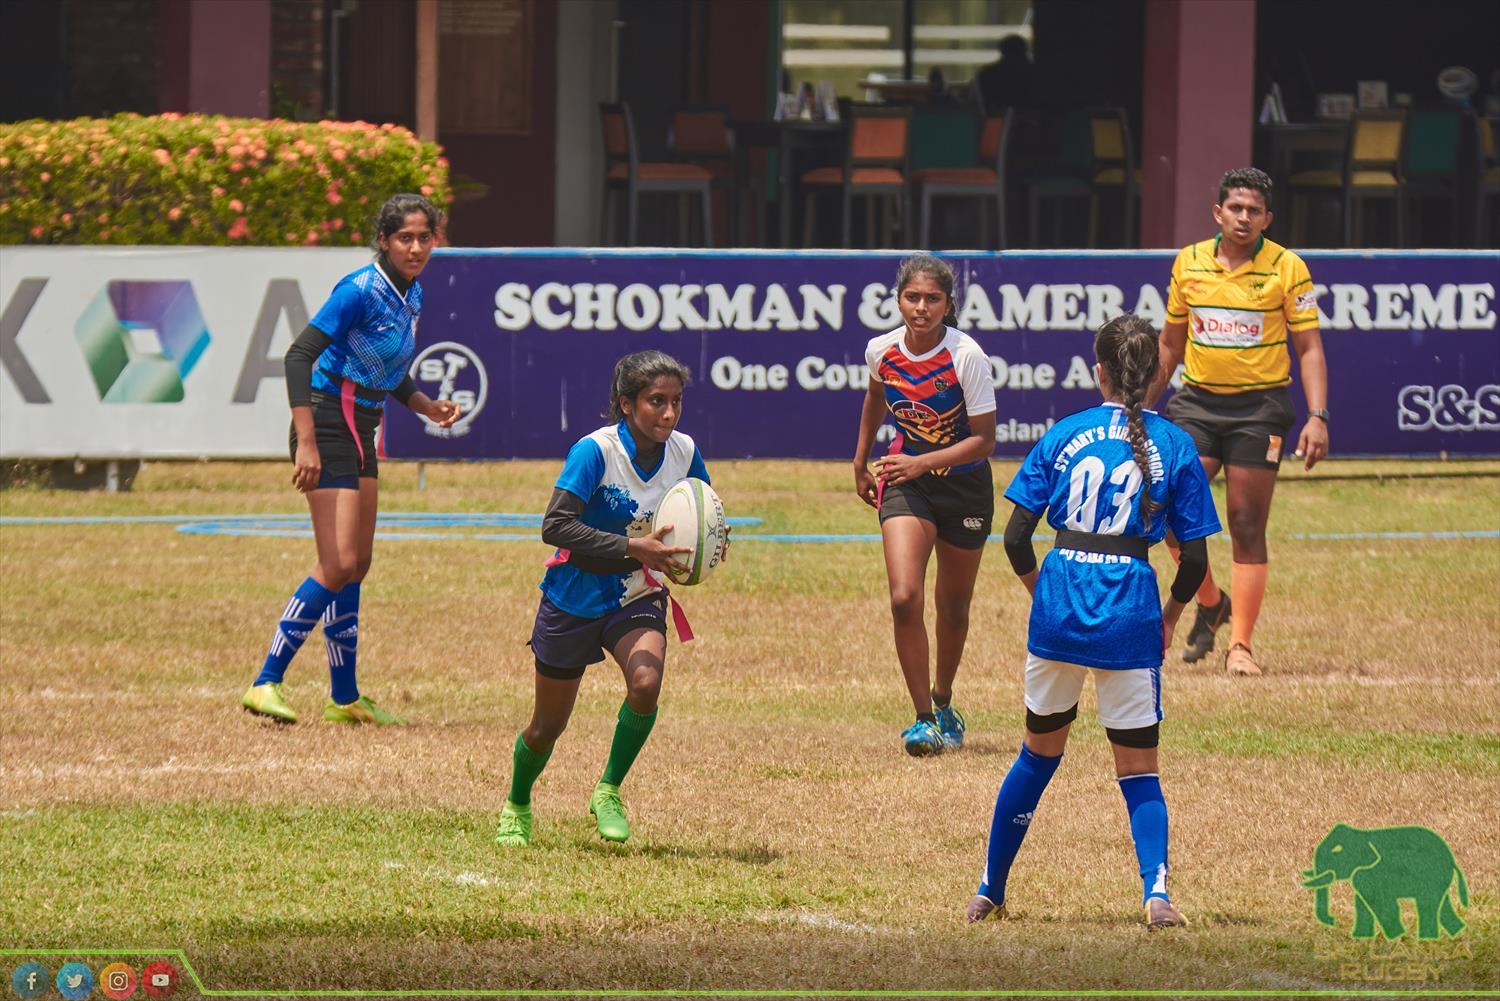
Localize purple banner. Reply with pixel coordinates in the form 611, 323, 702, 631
382, 249, 1500, 460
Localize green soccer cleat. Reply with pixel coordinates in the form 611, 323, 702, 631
242, 682, 297, 723
494, 801, 533, 847
323, 695, 407, 725
589, 782, 630, 843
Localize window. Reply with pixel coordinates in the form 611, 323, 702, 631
780, 0, 1031, 101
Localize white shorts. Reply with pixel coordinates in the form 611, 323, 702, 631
1024, 653, 1163, 731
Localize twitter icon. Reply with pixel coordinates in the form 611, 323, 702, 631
57, 962, 94, 1000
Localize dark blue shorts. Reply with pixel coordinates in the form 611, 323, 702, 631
528, 591, 668, 680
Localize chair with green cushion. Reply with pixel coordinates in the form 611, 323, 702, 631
912, 112, 1011, 248
1290, 109, 1407, 247
1403, 108, 1465, 246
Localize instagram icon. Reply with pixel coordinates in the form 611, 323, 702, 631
101, 962, 138, 999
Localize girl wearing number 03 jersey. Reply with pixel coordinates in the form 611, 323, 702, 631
494, 351, 724, 848
853, 254, 998, 757
968, 314, 1220, 930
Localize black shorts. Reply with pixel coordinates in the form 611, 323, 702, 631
289, 391, 381, 489
1167, 385, 1296, 470
528, 592, 668, 680
878, 463, 994, 550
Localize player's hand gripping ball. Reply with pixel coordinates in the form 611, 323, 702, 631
650, 477, 728, 585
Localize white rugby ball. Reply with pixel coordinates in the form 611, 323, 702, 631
650, 477, 727, 586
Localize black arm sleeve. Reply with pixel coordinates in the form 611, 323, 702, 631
391, 375, 418, 407
285, 324, 332, 408
541, 487, 640, 574
1002, 503, 1042, 576
1170, 536, 1209, 604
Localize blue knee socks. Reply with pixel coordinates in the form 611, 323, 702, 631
977, 743, 1062, 904
1119, 772, 1170, 903
322, 582, 360, 705
254, 577, 338, 685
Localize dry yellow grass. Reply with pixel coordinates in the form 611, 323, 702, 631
1, 459, 1496, 995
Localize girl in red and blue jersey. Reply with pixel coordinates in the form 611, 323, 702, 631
967, 313, 1220, 930
240, 193, 461, 726
853, 254, 998, 757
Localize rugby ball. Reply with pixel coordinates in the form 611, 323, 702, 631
650, 477, 727, 586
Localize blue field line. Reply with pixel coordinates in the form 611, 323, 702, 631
0, 512, 762, 528
3, 515, 1493, 544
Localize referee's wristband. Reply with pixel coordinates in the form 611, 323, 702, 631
1308, 408, 1329, 422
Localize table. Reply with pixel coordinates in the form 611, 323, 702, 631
732, 120, 845, 247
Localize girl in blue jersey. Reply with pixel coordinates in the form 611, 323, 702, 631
495, 350, 719, 848
853, 254, 998, 756
968, 313, 1220, 930
240, 193, 461, 726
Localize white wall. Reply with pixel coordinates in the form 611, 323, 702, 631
553, 0, 617, 247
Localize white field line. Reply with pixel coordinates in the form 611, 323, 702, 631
752, 910, 904, 936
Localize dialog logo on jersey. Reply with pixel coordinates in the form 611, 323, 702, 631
1396, 384, 1500, 432
74, 280, 211, 403
409, 340, 487, 438
1190, 307, 1263, 347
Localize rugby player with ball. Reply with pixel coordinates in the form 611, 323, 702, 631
494, 351, 727, 847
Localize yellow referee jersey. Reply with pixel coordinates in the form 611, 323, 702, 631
1165, 234, 1318, 393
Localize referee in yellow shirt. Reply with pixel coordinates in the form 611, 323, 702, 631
1149, 167, 1329, 677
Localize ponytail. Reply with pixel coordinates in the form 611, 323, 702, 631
1094, 313, 1163, 525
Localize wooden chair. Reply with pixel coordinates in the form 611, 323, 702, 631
1026, 109, 1128, 248
1087, 107, 1140, 248
667, 106, 741, 246
599, 102, 713, 247
1291, 109, 1407, 247
912, 111, 1011, 248
1479, 118, 1500, 247
800, 105, 912, 248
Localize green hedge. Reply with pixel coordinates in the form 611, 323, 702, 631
0, 113, 450, 246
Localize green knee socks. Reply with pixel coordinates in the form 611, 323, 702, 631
600, 700, 658, 786
507, 732, 552, 806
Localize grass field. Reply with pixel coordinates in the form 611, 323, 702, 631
1, 458, 1497, 998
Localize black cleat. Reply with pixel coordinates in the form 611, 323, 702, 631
1182, 589, 1231, 663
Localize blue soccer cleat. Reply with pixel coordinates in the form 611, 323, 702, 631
901, 719, 946, 757
934, 702, 966, 749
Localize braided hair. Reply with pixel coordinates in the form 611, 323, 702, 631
1094, 313, 1162, 524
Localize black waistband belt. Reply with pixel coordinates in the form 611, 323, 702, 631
1052, 530, 1149, 559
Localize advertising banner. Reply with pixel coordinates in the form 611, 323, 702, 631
3, 246, 1496, 460
383, 249, 1500, 460
0, 246, 367, 458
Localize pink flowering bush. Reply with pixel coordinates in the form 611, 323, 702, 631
0, 113, 450, 246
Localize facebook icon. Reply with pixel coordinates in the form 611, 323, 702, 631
11, 962, 48, 1000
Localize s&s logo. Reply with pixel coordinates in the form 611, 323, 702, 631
1396, 384, 1500, 432
409, 341, 487, 439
